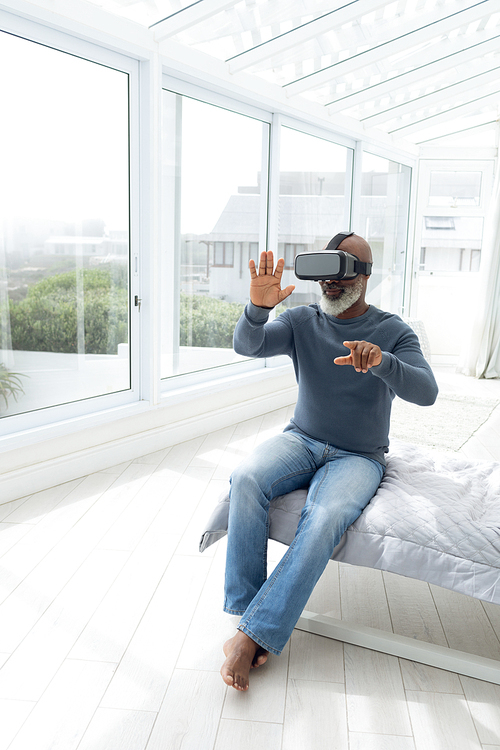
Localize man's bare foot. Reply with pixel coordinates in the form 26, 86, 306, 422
221, 631, 267, 691
252, 646, 268, 668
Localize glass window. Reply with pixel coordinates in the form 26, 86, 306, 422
424, 217, 455, 230
360, 152, 411, 315
420, 216, 483, 272
213, 242, 235, 267
161, 92, 269, 378
0, 32, 130, 419
278, 127, 353, 309
429, 171, 482, 207
283, 243, 306, 269
412, 160, 494, 364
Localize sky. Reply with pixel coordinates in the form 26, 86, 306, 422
176, 96, 354, 235
0, 30, 129, 232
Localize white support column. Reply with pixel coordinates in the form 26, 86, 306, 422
349, 142, 363, 233
296, 611, 500, 686
266, 113, 282, 258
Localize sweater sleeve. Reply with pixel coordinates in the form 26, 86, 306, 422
233, 302, 294, 358
369, 328, 439, 406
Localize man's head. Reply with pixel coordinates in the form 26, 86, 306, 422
318, 233, 373, 319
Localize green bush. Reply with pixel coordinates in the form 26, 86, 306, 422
9, 267, 128, 355
9, 277, 243, 355
180, 293, 244, 348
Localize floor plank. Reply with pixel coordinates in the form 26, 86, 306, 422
0, 549, 127, 701
77, 707, 157, 750
100, 555, 211, 712
176, 545, 239, 673
399, 658, 463, 695
282, 678, 348, 750
0, 699, 35, 750
145, 669, 226, 750
69, 529, 180, 662
6, 660, 116, 750
460, 676, 500, 745
349, 733, 416, 750
383, 571, 448, 646
340, 565, 392, 631
345, 644, 413, 736
214, 719, 282, 750
406, 690, 482, 750
430, 585, 500, 660
288, 629, 344, 684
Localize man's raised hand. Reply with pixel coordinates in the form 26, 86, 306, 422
249, 251, 295, 309
334, 340, 382, 373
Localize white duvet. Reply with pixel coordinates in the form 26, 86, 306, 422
200, 441, 500, 604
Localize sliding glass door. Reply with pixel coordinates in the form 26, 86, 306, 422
161, 90, 269, 378
359, 152, 412, 316
0, 31, 131, 419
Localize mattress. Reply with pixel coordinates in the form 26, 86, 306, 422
200, 441, 500, 605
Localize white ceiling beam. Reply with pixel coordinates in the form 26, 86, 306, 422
284, 0, 494, 97
383, 27, 491, 71
418, 121, 500, 147
326, 33, 500, 113
413, 119, 499, 145
226, 0, 390, 74
151, 0, 240, 40
362, 67, 500, 126
388, 90, 500, 138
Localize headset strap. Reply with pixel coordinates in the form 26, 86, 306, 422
325, 231, 354, 250
325, 231, 372, 275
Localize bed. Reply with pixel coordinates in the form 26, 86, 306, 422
200, 441, 500, 684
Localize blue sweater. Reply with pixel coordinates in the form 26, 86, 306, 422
234, 302, 439, 466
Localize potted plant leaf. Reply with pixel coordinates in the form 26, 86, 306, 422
0, 363, 27, 411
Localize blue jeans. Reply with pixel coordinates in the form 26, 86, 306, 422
223, 430, 384, 655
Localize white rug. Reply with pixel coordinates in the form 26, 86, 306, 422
390, 392, 499, 452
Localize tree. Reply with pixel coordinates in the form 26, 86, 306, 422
9, 266, 128, 355
180, 293, 244, 348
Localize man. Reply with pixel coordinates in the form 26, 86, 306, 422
220, 233, 438, 691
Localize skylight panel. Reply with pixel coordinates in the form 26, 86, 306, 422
77, 0, 500, 146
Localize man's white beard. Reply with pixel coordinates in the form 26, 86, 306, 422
319, 276, 364, 316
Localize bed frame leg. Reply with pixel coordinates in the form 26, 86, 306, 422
296, 611, 500, 686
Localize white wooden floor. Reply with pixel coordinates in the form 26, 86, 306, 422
1, 369, 500, 750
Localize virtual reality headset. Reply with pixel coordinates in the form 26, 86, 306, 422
294, 231, 372, 281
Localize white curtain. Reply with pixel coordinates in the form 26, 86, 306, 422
458, 162, 500, 379
0, 228, 14, 368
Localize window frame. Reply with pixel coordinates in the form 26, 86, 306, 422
0, 12, 142, 438
411, 159, 495, 287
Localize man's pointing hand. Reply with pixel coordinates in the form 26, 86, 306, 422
334, 340, 382, 373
